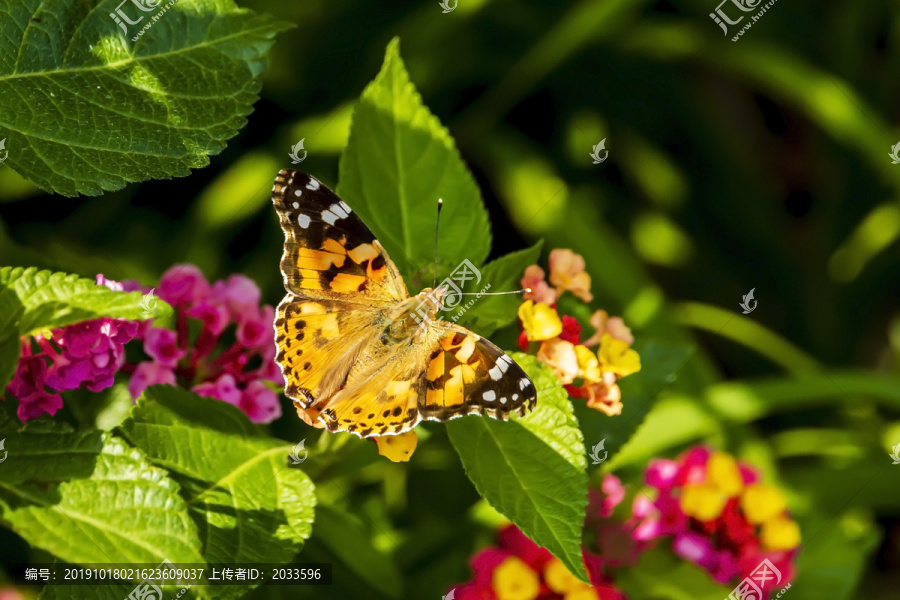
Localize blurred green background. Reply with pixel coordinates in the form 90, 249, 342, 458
2, 0, 900, 598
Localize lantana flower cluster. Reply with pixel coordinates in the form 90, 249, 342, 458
5, 275, 139, 422
632, 446, 800, 591
518, 249, 640, 416
452, 446, 800, 600
129, 264, 283, 423
451, 521, 627, 600
3, 266, 284, 425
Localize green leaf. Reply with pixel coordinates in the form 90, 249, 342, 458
337, 38, 491, 283
0, 266, 171, 336
119, 385, 316, 599
788, 512, 880, 600
308, 503, 402, 599
447, 353, 588, 581
0, 411, 206, 572
0, 281, 24, 392
0, 0, 292, 196
615, 545, 730, 600
456, 241, 543, 336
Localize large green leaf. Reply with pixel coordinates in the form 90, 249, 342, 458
447, 354, 588, 581
337, 38, 491, 283
0, 0, 291, 196
0, 410, 206, 577
456, 241, 542, 336
119, 385, 316, 599
0, 266, 171, 336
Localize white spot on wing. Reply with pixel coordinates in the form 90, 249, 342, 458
482, 390, 496, 401
512, 394, 519, 400
519, 378, 529, 390
500, 397, 507, 404
306, 179, 320, 190
322, 210, 338, 225
298, 214, 311, 229
330, 203, 349, 219
339, 200, 352, 214
292, 202, 299, 209
498, 355, 513, 373
294, 189, 302, 197
489, 365, 503, 381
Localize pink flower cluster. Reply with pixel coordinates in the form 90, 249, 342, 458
3, 267, 284, 425
5, 276, 139, 422
630, 447, 799, 593
129, 265, 283, 424
451, 446, 800, 600
451, 478, 631, 600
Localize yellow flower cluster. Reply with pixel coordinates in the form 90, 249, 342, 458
519, 249, 640, 416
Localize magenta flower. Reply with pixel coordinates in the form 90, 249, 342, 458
211, 274, 262, 317
645, 458, 679, 489
186, 301, 229, 336
128, 361, 176, 399
239, 380, 281, 423
236, 306, 273, 349
158, 264, 210, 307
143, 327, 184, 367
193, 373, 242, 406
7, 354, 64, 421
3, 274, 141, 422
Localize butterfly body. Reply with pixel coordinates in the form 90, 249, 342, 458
272, 169, 536, 438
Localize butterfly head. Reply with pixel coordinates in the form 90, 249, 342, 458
400, 286, 449, 331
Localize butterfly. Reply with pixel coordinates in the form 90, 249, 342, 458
272, 169, 537, 438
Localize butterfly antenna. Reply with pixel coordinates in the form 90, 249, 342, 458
433, 198, 443, 288
459, 288, 532, 296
